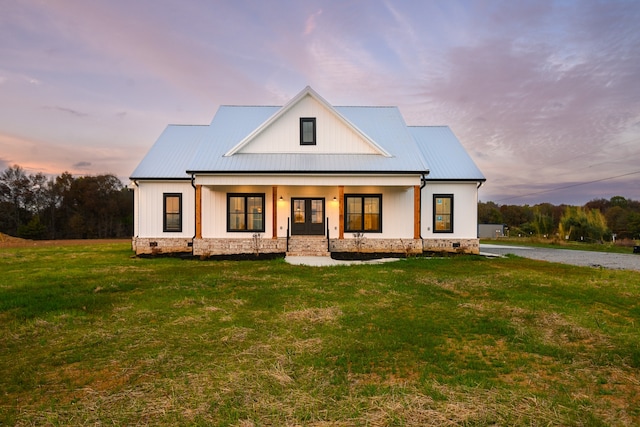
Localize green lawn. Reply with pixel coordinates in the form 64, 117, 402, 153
1, 243, 639, 426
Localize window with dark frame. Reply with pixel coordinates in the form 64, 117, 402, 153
300, 117, 316, 145
344, 194, 382, 232
227, 193, 265, 232
433, 194, 453, 233
163, 193, 182, 232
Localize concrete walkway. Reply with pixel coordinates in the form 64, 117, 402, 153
284, 256, 400, 267
284, 246, 640, 271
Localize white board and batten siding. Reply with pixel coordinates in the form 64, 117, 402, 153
237, 95, 378, 155
362, 186, 415, 239
132, 180, 476, 241
201, 185, 274, 238
200, 184, 416, 240
134, 181, 195, 238
421, 182, 479, 239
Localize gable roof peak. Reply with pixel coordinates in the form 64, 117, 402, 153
223, 86, 391, 157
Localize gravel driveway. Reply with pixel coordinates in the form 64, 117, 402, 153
481, 244, 640, 272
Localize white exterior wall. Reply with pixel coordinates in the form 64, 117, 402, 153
238, 95, 379, 154
201, 184, 415, 240
343, 186, 415, 239
421, 182, 479, 239
202, 185, 275, 239
134, 181, 195, 238
132, 180, 475, 242
132, 182, 139, 236
275, 186, 336, 238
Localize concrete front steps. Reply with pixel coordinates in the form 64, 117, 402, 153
286, 236, 330, 257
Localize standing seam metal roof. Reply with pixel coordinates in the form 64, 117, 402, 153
410, 126, 485, 181
130, 124, 207, 179
130, 103, 485, 181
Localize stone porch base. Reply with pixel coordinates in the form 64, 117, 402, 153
193, 237, 286, 257
132, 237, 480, 256
132, 237, 193, 255
330, 238, 423, 254
423, 238, 480, 254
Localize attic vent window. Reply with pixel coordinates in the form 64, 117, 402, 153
300, 117, 316, 145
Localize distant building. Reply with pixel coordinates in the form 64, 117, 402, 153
478, 224, 507, 239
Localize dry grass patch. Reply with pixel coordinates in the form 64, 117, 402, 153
220, 326, 253, 343
283, 306, 342, 324
172, 296, 206, 308
290, 337, 323, 354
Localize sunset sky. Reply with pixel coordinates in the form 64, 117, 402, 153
1, 0, 639, 205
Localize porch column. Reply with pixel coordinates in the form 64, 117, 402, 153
338, 185, 344, 239
195, 185, 202, 239
414, 185, 420, 239
272, 186, 278, 239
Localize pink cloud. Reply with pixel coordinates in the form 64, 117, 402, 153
304, 9, 323, 36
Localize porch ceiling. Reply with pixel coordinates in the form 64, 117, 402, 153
194, 174, 422, 187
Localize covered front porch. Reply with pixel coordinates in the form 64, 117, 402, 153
191, 174, 424, 257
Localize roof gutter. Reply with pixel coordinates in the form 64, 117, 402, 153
420, 171, 429, 189
185, 170, 429, 175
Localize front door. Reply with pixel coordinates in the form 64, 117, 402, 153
291, 198, 325, 235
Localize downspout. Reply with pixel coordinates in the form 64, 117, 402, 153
132, 180, 139, 239
476, 181, 484, 240
127, 180, 140, 254
190, 173, 196, 256
132, 181, 139, 252
419, 172, 429, 239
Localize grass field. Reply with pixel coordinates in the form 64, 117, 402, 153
1, 242, 639, 426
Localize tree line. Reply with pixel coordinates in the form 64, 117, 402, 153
3, 162, 638, 243
479, 196, 640, 242
0, 165, 132, 240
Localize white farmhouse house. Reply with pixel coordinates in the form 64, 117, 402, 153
130, 87, 485, 257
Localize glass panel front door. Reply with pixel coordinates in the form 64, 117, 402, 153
291, 198, 325, 235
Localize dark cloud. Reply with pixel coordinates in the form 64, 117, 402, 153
43, 106, 89, 117
413, 1, 640, 204
73, 161, 91, 169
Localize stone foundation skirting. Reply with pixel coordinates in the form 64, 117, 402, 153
330, 238, 423, 254
133, 236, 480, 256
193, 237, 287, 257
132, 237, 193, 255
423, 238, 480, 254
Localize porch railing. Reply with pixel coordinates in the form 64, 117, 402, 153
286, 217, 290, 253
326, 217, 330, 253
